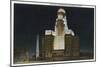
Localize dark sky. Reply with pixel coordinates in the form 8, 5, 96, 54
14, 3, 94, 56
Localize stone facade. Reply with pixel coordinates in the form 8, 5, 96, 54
40, 34, 80, 61
40, 8, 80, 61
41, 35, 54, 60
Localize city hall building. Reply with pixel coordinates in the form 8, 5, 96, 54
38, 8, 80, 61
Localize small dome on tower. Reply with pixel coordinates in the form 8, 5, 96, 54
57, 8, 66, 14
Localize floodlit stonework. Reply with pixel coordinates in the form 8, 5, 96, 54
40, 8, 80, 60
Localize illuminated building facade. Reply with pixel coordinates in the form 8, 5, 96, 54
40, 8, 80, 60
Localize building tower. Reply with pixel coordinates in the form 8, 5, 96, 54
41, 8, 80, 60
53, 8, 65, 50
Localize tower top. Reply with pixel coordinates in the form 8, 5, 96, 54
57, 8, 66, 14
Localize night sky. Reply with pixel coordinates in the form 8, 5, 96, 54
14, 3, 94, 56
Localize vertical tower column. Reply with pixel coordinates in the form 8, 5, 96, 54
53, 8, 65, 50
36, 34, 39, 59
